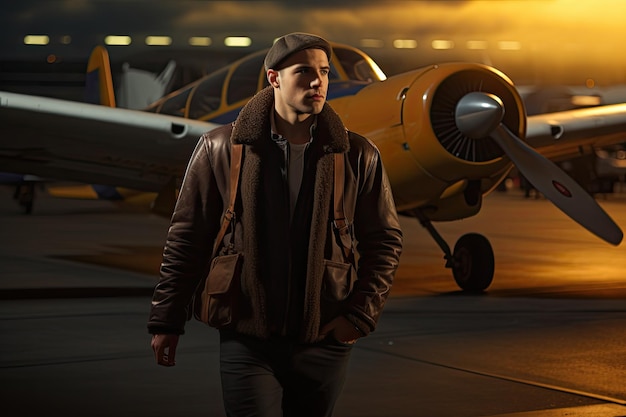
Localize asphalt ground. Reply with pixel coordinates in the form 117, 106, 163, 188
1, 184, 626, 417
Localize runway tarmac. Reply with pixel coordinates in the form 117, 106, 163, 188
1, 185, 626, 417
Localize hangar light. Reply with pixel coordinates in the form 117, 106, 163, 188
432, 40, 454, 50
466, 40, 488, 50
359, 39, 384, 48
498, 41, 521, 51
571, 95, 602, 107
105, 35, 132, 46
189, 37, 212, 47
224, 37, 252, 47
393, 39, 417, 49
24, 35, 49, 45
146, 36, 172, 46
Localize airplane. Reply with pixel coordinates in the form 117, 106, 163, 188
1, 41, 626, 292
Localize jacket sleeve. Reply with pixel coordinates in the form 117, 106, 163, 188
346, 135, 403, 335
147, 133, 224, 334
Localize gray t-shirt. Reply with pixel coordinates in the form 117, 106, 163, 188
288, 142, 309, 220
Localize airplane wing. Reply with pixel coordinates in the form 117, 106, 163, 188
0, 91, 219, 192
2, 90, 626, 194
527, 103, 626, 161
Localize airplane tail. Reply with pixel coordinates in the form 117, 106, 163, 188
85, 45, 116, 107
115, 60, 176, 109
84, 46, 177, 109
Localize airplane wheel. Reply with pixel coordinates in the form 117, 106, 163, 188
452, 233, 494, 292
17, 183, 35, 215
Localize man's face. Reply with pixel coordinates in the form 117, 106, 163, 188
270, 48, 330, 118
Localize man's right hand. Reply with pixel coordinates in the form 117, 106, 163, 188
151, 334, 179, 367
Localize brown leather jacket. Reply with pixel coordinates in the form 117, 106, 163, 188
148, 87, 403, 343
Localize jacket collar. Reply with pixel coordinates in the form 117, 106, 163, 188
230, 86, 350, 153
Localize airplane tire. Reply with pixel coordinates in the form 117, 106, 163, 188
17, 184, 35, 215
452, 233, 494, 292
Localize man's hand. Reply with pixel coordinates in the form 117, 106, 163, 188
320, 316, 362, 345
151, 334, 179, 366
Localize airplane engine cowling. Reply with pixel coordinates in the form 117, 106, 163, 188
341, 63, 526, 219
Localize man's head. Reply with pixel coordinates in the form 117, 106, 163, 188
266, 33, 332, 120
264, 32, 332, 72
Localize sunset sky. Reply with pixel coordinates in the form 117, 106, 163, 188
2, 1, 625, 85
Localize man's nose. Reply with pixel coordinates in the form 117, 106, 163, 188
311, 74, 322, 87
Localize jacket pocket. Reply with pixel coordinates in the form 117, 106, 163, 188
321, 259, 356, 302
320, 259, 356, 327
195, 253, 243, 329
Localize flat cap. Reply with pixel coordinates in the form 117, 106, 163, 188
264, 32, 332, 70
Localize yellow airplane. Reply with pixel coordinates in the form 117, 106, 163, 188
1, 42, 626, 292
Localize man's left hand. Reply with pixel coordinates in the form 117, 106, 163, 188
320, 316, 362, 344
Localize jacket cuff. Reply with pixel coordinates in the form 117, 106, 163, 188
344, 313, 371, 337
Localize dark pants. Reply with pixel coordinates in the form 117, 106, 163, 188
219, 331, 353, 417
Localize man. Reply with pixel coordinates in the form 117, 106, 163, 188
148, 32, 403, 417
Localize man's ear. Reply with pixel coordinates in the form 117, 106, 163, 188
267, 69, 280, 88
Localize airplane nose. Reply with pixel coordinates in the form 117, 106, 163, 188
455, 92, 505, 139
424, 66, 525, 163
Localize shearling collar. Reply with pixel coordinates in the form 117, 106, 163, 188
230, 86, 350, 153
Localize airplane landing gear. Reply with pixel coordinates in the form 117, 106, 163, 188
451, 233, 494, 292
413, 210, 494, 292
14, 182, 35, 214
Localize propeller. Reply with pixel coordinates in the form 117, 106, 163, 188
455, 92, 623, 245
